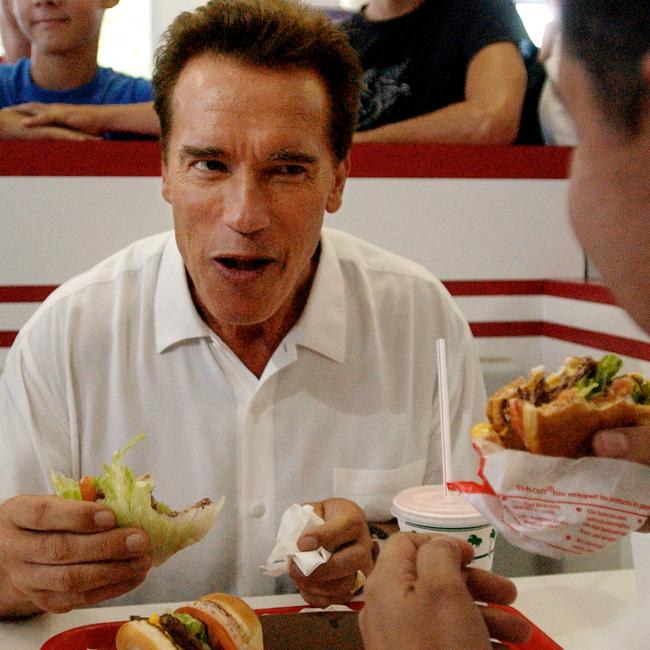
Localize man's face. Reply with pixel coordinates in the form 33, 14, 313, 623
12, 0, 114, 56
161, 53, 349, 335
558, 47, 650, 332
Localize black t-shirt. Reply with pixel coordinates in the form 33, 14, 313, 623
341, 0, 530, 132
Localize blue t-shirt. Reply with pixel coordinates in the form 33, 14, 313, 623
0, 58, 153, 108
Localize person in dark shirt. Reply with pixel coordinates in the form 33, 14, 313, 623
341, 0, 540, 144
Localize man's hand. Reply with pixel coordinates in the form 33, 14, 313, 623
593, 427, 650, 531
359, 533, 532, 650
290, 498, 374, 608
0, 495, 152, 616
0, 106, 98, 140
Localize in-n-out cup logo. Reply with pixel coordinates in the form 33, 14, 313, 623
391, 485, 496, 570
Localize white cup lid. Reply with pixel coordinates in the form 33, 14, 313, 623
391, 485, 487, 527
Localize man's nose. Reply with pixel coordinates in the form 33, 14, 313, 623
222, 176, 271, 234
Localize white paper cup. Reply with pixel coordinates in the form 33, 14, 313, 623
631, 531, 650, 599
391, 485, 496, 570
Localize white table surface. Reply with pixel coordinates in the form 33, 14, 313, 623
0, 569, 638, 649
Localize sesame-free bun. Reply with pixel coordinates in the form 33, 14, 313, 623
115, 618, 180, 649
175, 592, 263, 650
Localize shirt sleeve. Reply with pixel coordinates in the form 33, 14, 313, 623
0, 336, 72, 501
460, 0, 528, 63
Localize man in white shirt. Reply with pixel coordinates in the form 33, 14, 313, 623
360, 0, 650, 647
0, 0, 486, 618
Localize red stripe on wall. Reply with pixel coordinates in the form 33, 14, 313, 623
444, 280, 546, 296
350, 143, 572, 179
443, 279, 616, 305
470, 321, 544, 337
543, 323, 650, 361
0, 142, 572, 179
543, 280, 616, 305
0, 285, 58, 302
0, 141, 162, 177
0, 332, 17, 347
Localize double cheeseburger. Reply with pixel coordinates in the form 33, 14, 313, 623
472, 354, 650, 457
115, 592, 263, 650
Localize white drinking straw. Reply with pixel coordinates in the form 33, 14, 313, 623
436, 338, 453, 496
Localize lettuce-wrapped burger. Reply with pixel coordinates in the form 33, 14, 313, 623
51, 434, 224, 566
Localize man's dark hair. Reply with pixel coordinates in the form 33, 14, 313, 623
562, 0, 650, 136
153, 0, 362, 161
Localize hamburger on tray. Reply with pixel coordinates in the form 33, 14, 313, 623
115, 591, 263, 650
450, 354, 650, 559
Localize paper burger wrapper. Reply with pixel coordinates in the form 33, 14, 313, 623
449, 440, 650, 558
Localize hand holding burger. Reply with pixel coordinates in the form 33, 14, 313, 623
472, 354, 650, 458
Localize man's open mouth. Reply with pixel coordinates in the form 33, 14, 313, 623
216, 257, 274, 271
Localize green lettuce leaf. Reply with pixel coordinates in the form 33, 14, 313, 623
50, 434, 224, 566
575, 354, 623, 399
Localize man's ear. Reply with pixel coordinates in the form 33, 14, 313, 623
325, 155, 351, 214
100, 0, 120, 9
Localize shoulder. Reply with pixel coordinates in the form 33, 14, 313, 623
323, 227, 451, 295
95, 67, 153, 103
16, 232, 171, 342
0, 58, 30, 107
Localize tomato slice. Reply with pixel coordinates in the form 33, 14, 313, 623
79, 475, 97, 501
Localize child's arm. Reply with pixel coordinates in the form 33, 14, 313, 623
0, 106, 98, 140
13, 101, 160, 137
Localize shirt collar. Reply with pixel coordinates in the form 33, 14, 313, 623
154, 229, 347, 363
155, 234, 214, 353
287, 228, 346, 364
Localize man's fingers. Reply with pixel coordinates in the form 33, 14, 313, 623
4, 495, 115, 533
464, 567, 518, 605
290, 541, 367, 583
299, 498, 368, 553
31, 575, 149, 614
592, 427, 650, 464
368, 533, 473, 594
17, 528, 150, 564
480, 605, 532, 645
15, 556, 151, 596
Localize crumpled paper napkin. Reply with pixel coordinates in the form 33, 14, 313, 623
261, 503, 332, 577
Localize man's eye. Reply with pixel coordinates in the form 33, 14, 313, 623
276, 164, 307, 176
194, 160, 227, 172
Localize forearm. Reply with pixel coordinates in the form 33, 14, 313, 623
354, 100, 520, 145
0, 568, 42, 621
93, 102, 160, 136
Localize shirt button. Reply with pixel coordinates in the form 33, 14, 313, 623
249, 503, 265, 517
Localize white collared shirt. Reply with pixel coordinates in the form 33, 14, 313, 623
0, 227, 486, 603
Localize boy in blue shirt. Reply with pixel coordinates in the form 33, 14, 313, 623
0, 0, 159, 139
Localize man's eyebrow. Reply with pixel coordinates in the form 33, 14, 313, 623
180, 145, 226, 158
267, 149, 318, 164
